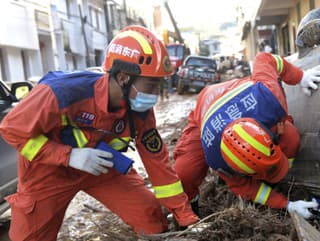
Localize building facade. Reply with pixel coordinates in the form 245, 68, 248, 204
239, 0, 320, 62
0, 0, 148, 84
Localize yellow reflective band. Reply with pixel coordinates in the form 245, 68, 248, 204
254, 183, 272, 205
201, 81, 254, 136
108, 137, 131, 151
289, 158, 294, 168
153, 180, 184, 199
221, 141, 255, 174
21, 134, 48, 161
233, 124, 270, 156
72, 128, 88, 148
61, 114, 68, 126
118, 30, 152, 55
272, 55, 283, 74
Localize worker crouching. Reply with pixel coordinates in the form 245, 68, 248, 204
0, 25, 198, 241
174, 52, 320, 219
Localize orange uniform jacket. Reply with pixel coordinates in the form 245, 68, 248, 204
0, 71, 195, 225
175, 53, 303, 209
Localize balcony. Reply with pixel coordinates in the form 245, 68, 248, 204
35, 10, 50, 32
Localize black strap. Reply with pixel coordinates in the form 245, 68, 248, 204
121, 76, 137, 140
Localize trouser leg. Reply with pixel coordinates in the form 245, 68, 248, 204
7, 190, 76, 241
85, 169, 167, 235
173, 125, 208, 201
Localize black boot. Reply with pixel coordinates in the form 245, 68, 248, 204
191, 199, 199, 216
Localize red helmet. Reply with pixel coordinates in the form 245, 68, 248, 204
220, 118, 288, 183
103, 25, 173, 77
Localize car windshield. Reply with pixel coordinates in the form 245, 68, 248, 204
166, 45, 184, 59
186, 58, 216, 68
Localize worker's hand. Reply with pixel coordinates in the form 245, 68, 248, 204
287, 200, 319, 219
68, 148, 114, 176
300, 65, 320, 96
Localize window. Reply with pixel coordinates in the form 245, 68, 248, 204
310, 0, 315, 10
166, 45, 184, 59
89, 6, 102, 31
282, 25, 290, 56
21, 50, 29, 80
292, 25, 297, 53
296, 3, 301, 23
94, 50, 103, 66
66, 0, 71, 19
186, 57, 216, 68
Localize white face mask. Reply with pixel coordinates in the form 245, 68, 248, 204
129, 85, 158, 112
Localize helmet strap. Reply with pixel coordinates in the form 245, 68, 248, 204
115, 74, 137, 140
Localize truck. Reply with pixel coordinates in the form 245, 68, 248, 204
165, 43, 190, 88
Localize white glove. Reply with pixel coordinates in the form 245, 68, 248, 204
300, 65, 320, 96
68, 148, 114, 176
287, 200, 319, 219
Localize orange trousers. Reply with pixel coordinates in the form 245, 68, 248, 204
174, 120, 300, 201
7, 168, 167, 241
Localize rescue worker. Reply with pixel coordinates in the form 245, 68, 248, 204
0, 25, 199, 241
174, 52, 320, 219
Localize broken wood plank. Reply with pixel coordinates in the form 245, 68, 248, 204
290, 211, 320, 241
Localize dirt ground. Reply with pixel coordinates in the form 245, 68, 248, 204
2, 92, 320, 240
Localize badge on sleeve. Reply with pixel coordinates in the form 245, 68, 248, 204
141, 128, 162, 153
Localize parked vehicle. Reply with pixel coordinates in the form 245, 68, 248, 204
0, 80, 33, 215
176, 55, 220, 94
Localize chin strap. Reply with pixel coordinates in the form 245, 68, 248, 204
118, 75, 137, 140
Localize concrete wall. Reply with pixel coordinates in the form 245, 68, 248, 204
283, 47, 320, 194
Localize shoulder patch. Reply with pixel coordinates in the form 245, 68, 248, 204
141, 128, 162, 153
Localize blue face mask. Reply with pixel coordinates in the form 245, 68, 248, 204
129, 85, 158, 112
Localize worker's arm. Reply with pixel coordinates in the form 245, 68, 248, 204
252, 52, 303, 86
0, 84, 72, 167
218, 171, 288, 209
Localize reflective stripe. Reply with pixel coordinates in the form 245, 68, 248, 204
153, 180, 184, 199
220, 141, 255, 174
233, 124, 270, 156
272, 55, 284, 74
21, 134, 48, 161
108, 137, 131, 150
201, 81, 254, 136
72, 128, 88, 148
289, 158, 294, 168
61, 114, 68, 126
254, 183, 272, 205
117, 30, 152, 55
62, 114, 88, 148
